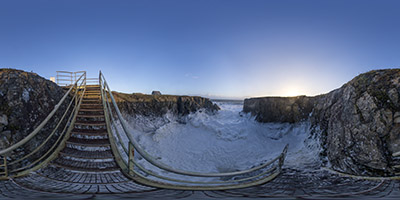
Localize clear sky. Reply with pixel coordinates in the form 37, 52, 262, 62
1, 0, 399, 99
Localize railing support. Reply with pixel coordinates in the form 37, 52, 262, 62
128, 143, 135, 176
3, 156, 8, 177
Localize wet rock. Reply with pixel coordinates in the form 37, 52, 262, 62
113, 92, 220, 117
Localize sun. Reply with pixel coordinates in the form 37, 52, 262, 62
282, 86, 305, 97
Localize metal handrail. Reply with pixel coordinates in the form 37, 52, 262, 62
0, 72, 87, 179
99, 71, 288, 190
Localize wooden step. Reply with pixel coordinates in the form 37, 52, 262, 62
52, 157, 119, 172
80, 103, 102, 106
84, 91, 101, 94
76, 114, 105, 118
78, 108, 104, 112
67, 137, 111, 146
71, 128, 108, 136
60, 147, 114, 159
75, 121, 106, 126
82, 97, 100, 100
80, 104, 103, 109
66, 140, 111, 147
82, 99, 101, 103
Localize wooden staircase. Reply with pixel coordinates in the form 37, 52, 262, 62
53, 85, 118, 172
12, 85, 156, 193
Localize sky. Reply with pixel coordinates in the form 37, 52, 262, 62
1, 0, 400, 99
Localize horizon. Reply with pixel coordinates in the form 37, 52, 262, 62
1, 0, 400, 98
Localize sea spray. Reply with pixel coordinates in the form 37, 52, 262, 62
115, 100, 322, 180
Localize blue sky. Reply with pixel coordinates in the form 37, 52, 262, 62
1, 0, 400, 99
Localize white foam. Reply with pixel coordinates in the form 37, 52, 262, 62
119, 100, 322, 177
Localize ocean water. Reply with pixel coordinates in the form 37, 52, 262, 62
118, 100, 322, 180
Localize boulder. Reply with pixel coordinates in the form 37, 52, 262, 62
151, 91, 162, 95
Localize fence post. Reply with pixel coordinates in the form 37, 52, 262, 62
3, 156, 8, 177
128, 143, 134, 175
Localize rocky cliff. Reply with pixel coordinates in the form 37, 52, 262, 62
243, 69, 400, 176
0, 69, 68, 157
112, 92, 220, 117
311, 69, 400, 176
243, 96, 318, 123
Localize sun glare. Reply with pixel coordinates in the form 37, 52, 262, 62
282, 86, 305, 97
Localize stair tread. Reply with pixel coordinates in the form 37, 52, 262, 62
66, 141, 111, 147
75, 121, 106, 126
77, 114, 105, 118
60, 147, 113, 159
72, 128, 107, 133
81, 103, 102, 106
67, 137, 111, 146
79, 108, 104, 112
82, 99, 101, 102
52, 158, 118, 172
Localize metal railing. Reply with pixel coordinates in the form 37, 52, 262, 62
56, 71, 86, 86
99, 71, 289, 190
0, 72, 87, 179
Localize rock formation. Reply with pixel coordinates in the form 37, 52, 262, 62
112, 92, 220, 117
151, 91, 161, 95
0, 69, 68, 159
243, 96, 318, 123
243, 69, 400, 176
311, 69, 400, 176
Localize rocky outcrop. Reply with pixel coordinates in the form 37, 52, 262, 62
112, 92, 220, 117
243, 69, 400, 176
243, 96, 318, 123
311, 69, 400, 176
0, 69, 68, 155
151, 91, 161, 95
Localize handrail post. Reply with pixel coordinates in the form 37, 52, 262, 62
3, 156, 8, 177
278, 144, 288, 172
128, 142, 134, 176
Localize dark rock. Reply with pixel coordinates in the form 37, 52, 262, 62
112, 92, 220, 117
243, 95, 318, 123
242, 69, 400, 176
311, 69, 400, 176
0, 68, 69, 167
151, 91, 161, 95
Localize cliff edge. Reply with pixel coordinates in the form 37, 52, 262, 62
243, 69, 400, 176
311, 69, 400, 176
112, 92, 220, 117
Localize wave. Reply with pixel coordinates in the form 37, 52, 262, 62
120, 100, 322, 176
